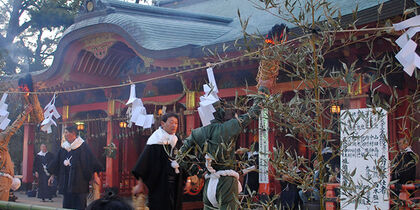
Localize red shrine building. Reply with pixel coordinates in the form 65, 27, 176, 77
0, 0, 419, 204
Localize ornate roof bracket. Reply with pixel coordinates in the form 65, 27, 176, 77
83, 33, 116, 60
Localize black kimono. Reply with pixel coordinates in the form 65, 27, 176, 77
280, 181, 300, 210
33, 152, 54, 200
48, 141, 103, 210
392, 147, 418, 184
244, 151, 259, 195
132, 143, 184, 210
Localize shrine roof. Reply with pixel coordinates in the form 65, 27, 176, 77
160, 0, 388, 41
63, 0, 234, 52
0, 0, 417, 90
61, 0, 414, 57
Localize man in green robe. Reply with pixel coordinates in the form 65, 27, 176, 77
177, 84, 269, 210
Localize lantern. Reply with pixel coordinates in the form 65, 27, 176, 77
330, 105, 341, 114
76, 122, 85, 131
119, 121, 128, 128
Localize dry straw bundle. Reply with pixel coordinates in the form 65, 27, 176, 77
257, 24, 289, 88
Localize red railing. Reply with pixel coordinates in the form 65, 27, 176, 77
325, 183, 340, 210
325, 183, 420, 210
390, 184, 420, 210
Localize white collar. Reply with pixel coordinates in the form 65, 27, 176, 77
146, 127, 178, 148
322, 147, 332, 154
37, 151, 47, 156
61, 136, 84, 152
404, 146, 413, 153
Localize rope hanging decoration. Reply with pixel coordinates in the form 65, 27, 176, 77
257, 24, 289, 88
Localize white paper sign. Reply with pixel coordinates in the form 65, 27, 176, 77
340, 108, 389, 210
258, 109, 269, 184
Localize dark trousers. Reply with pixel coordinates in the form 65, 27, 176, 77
63, 192, 87, 210
149, 182, 176, 210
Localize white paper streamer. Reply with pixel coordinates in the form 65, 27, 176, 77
126, 84, 154, 128
393, 15, 420, 76
41, 94, 61, 133
198, 67, 220, 126
393, 15, 420, 31
0, 94, 11, 130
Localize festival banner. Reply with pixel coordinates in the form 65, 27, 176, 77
259, 109, 269, 184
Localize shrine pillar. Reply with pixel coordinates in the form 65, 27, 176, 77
22, 123, 35, 190
105, 100, 120, 188
395, 88, 411, 145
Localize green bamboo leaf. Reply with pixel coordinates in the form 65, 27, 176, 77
377, 2, 383, 14
350, 168, 357, 177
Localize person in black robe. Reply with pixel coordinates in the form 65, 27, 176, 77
280, 172, 300, 209
244, 144, 259, 196
236, 143, 259, 196
392, 138, 418, 185
47, 125, 103, 210
390, 138, 418, 208
33, 144, 54, 201
132, 113, 185, 210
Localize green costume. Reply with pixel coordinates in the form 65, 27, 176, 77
178, 87, 267, 210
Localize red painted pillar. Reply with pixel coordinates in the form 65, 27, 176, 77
326, 183, 339, 210
22, 124, 35, 187
185, 112, 200, 136
105, 119, 120, 188
395, 88, 411, 143
388, 112, 398, 158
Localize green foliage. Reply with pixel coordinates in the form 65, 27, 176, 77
0, 0, 82, 74
29, 1, 76, 30
199, 0, 420, 209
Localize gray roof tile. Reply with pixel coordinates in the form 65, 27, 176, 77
65, 0, 407, 52
65, 12, 232, 50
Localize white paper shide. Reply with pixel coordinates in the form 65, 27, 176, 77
393, 15, 420, 76
0, 93, 11, 130
41, 94, 61, 133
126, 84, 154, 128
198, 67, 219, 126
